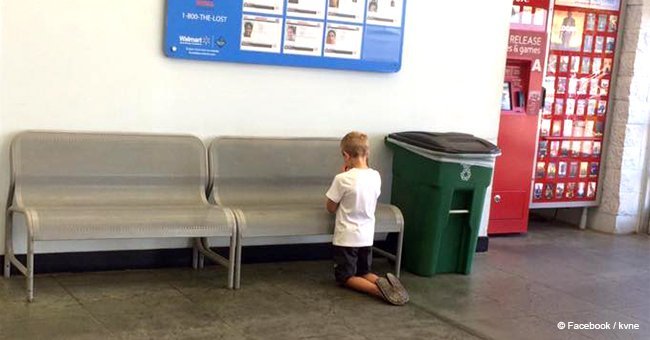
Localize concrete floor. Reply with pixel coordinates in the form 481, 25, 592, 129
1, 222, 649, 340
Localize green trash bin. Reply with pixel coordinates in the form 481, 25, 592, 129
385, 132, 500, 277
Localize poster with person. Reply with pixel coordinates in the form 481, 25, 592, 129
323, 24, 363, 59
286, 0, 326, 20
327, 0, 365, 24
240, 16, 283, 53
242, 0, 284, 15
283, 20, 324, 56
365, 0, 404, 28
551, 10, 585, 51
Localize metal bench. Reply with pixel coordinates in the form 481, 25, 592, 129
208, 137, 403, 289
4, 131, 237, 301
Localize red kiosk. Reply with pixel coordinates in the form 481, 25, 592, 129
489, 0, 550, 234
490, 0, 622, 234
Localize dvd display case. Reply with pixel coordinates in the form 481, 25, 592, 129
531, 1, 621, 207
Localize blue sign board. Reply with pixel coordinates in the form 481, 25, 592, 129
164, 0, 407, 72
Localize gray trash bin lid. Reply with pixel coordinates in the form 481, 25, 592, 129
386, 132, 501, 168
387, 132, 501, 155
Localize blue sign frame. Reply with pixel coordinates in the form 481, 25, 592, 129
164, 0, 407, 73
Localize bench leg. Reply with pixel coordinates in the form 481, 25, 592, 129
228, 234, 236, 289
3, 254, 8, 279
395, 230, 403, 278
192, 241, 199, 270
4, 212, 12, 278
372, 232, 403, 278
235, 231, 242, 290
195, 237, 235, 289
4, 210, 36, 301
192, 238, 206, 270
198, 253, 205, 269
26, 236, 34, 302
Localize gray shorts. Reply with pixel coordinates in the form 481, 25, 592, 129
333, 246, 373, 284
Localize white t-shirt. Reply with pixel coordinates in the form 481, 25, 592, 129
325, 168, 381, 247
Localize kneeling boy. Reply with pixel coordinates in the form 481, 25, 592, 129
325, 131, 408, 305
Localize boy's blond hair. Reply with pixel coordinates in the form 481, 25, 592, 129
341, 132, 369, 157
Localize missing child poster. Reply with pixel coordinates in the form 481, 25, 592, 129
324, 24, 363, 59
164, 0, 408, 73
243, 0, 284, 15
284, 20, 325, 56
287, 0, 326, 20
365, 0, 404, 28
327, 0, 366, 24
241, 15, 283, 53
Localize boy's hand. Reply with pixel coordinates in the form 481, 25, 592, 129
340, 164, 350, 172
326, 199, 339, 214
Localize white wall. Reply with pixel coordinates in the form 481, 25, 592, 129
0, 0, 512, 254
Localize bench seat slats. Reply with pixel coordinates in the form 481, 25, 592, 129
234, 203, 401, 238
21, 205, 234, 241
